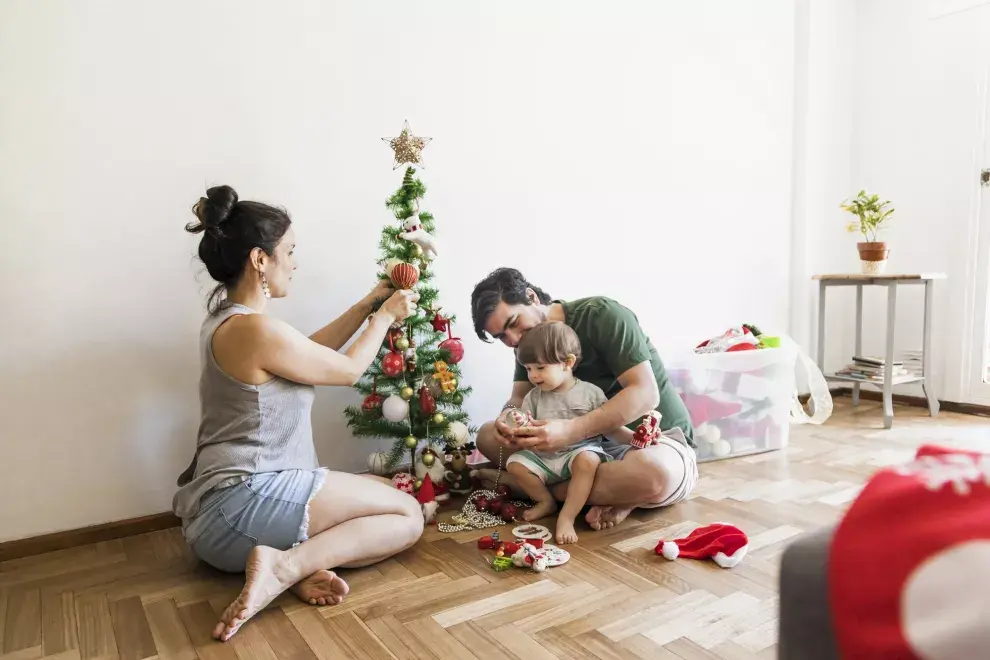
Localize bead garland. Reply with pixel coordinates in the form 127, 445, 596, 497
437, 445, 527, 533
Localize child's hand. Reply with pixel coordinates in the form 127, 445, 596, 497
512, 419, 576, 453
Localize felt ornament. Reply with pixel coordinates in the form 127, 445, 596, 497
511, 543, 548, 572
416, 475, 439, 524
391, 472, 414, 494
398, 215, 438, 260
657, 523, 749, 569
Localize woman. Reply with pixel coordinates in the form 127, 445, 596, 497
173, 185, 424, 642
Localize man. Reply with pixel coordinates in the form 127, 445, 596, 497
470, 267, 699, 530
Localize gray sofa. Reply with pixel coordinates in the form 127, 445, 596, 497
778, 526, 839, 660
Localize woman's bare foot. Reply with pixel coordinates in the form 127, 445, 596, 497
585, 505, 634, 531
290, 570, 350, 606
555, 516, 578, 544
522, 499, 558, 522
213, 546, 295, 641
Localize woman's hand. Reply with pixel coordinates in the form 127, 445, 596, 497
365, 278, 395, 305
379, 289, 419, 323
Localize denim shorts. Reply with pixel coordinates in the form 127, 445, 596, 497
181, 468, 327, 573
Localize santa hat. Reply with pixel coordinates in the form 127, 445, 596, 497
656, 523, 748, 569
417, 475, 439, 524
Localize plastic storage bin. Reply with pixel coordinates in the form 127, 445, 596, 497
665, 337, 801, 462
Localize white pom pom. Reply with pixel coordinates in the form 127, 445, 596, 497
713, 439, 732, 457
661, 541, 679, 560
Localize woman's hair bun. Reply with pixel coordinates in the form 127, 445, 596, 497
185, 185, 239, 234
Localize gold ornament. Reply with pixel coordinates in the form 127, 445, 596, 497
404, 435, 418, 449
452, 392, 464, 405
432, 413, 445, 425
422, 452, 436, 467
400, 386, 414, 400
395, 336, 410, 352
410, 244, 423, 258
414, 478, 423, 490
382, 120, 432, 170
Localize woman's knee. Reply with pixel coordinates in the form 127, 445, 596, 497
398, 498, 425, 546
630, 446, 685, 503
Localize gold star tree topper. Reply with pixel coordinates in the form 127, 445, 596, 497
382, 120, 432, 170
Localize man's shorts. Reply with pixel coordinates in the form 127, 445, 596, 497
506, 445, 609, 486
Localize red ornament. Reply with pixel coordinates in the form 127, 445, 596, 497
382, 351, 405, 377
418, 385, 436, 415
497, 484, 511, 498
430, 312, 449, 333
489, 499, 503, 516
390, 262, 419, 289
438, 323, 464, 365
475, 496, 490, 512
362, 377, 383, 413
500, 503, 518, 521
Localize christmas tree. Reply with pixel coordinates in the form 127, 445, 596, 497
344, 121, 473, 473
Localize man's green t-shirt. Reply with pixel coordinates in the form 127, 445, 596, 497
513, 296, 695, 448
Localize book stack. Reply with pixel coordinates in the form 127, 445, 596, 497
835, 356, 918, 384
900, 349, 923, 375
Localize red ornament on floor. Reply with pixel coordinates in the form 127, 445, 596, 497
475, 496, 490, 512
500, 503, 518, 521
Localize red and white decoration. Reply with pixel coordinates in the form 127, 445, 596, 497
398, 209, 438, 259
391, 472, 415, 494
417, 475, 439, 524
829, 444, 990, 659
656, 523, 749, 569
631, 411, 662, 449
498, 407, 532, 430
511, 542, 548, 572
694, 325, 761, 354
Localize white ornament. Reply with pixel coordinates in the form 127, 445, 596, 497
498, 407, 532, 430
713, 439, 732, 458
382, 395, 409, 423
445, 421, 469, 446
697, 423, 721, 446
366, 451, 389, 476
399, 215, 438, 259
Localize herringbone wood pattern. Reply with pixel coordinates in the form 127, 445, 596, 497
3, 398, 989, 660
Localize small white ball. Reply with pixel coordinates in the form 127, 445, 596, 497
713, 439, 732, 457
382, 395, 409, 423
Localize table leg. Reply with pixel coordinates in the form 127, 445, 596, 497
883, 283, 897, 429
853, 284, 863, 407
922, 279, 940, 417
817, 281, 826, 371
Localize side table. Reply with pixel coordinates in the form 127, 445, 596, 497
812, 273, 945, 429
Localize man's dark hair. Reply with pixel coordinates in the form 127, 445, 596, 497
470, 267, 552, 342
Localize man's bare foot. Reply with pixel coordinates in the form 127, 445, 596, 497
213, 546, 294, 641
522, 499, 558, 521
586, 505, 635, 531
555, 516, 578, 544
290, 570, 350, 606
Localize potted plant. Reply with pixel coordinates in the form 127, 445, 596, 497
841, 190, 895, 274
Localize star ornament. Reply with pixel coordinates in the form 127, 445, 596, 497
382, 120, 432, 170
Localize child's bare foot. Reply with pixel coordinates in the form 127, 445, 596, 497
290, 570, 349, 606
213, 546, 294, 641
555, 517, 578, 544
522, 499, 558, 521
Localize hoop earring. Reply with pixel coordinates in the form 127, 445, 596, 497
261, 274, 271, 299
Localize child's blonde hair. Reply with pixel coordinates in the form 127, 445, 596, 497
515, 321, 582, 366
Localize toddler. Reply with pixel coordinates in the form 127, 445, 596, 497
504, 321, 614, 544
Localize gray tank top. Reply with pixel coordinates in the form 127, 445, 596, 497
172, 303, 318, 519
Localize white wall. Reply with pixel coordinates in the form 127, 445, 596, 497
790, 0, 861, 384
841, 0, 990, 403
0, 0, 796, 542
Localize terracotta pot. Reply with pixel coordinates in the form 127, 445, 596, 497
857, 241, 889, 274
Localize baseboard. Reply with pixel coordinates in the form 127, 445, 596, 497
0, 512, 181, 563
828, 387, 990, 418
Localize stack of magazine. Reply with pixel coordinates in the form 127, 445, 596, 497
835, 355, 918, 384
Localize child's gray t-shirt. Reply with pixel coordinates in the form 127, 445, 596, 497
519, 379, 609, 459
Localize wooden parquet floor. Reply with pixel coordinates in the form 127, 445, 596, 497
3, 398, 989, 660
